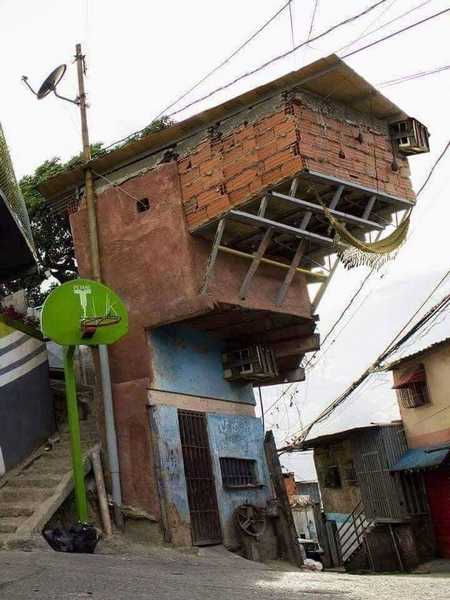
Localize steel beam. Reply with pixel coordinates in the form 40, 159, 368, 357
302, 170, 414, 209
270, 191, 383, 230
228, 210, 334, 246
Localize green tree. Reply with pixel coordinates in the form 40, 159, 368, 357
2, 118, 173, 306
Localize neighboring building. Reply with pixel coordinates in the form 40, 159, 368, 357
0, 128, 55, 473
296, 480, 321, 505
306, 423, 435, 571
38, 55, 427, 548
387, 297, 450, 559
0, 124, 35, 280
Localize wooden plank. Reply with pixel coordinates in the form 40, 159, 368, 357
239, 227, 274, 300
201, 218, 226, 294
272, 334, 320, 358
228, 210, 333, 246
264, 431, 304, 567
270, 190, 383, 230
257, 368, 305, 387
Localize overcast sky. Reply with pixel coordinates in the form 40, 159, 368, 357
1, 1, 449, 480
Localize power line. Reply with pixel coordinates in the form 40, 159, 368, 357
303, 138, 450, 373
416, 140, 450, 196
167, 0, 394, 118
101, 1, 292, 153
378, 64, 450, 87
288, 279, 450, 447
336, 0, 432, 54
307, 0, 319, 40
267, 138, 450, 419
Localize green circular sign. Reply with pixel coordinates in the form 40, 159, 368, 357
41, 278, 128, 346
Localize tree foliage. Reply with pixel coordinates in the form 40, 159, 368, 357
2, 118, 173, 306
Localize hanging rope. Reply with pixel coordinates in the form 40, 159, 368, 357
308, 182, 411, 269
326, 209, 411, 270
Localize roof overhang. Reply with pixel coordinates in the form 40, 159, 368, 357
0, 189, 36, 281
38, 54, 409, 203
391, 447, 450, 472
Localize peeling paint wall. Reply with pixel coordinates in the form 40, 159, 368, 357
150, 324, 255, 405
150, 404, 192, 546
207, 414, 272, 548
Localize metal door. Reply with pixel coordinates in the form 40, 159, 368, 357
178, 410, 222, 545
425, 470, 450, 558
357, 451, 393, 519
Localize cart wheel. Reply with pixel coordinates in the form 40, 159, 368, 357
235, 504, 267, 537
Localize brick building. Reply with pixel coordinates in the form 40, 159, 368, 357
39, 55, 428, 548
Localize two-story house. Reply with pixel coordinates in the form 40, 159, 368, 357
37, 54, 428, 548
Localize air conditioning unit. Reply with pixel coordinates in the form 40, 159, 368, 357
390, 118, 430, 155
222, 344, 278, 382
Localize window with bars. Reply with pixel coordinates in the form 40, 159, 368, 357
220, 457, 258, 488
397, 381, 429, 409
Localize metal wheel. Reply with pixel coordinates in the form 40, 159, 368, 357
235, 504, 266, 538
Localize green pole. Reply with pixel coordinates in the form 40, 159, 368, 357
63, 345, 89, 522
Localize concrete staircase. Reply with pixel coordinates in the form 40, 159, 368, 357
0, 419, 97, 549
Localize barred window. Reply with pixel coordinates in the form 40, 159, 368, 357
397, 381, 429, 409
220, 457, 257, 488
393, 364, 429, 409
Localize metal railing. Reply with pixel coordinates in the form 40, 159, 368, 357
337, 502, 373, 563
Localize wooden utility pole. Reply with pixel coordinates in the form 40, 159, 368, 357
75, 43, 101, 282
74, 44, 123, 528
264, 430, 304, 567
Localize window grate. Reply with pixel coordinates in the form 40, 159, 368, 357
220, 457, 257, 488
397, 382, 429, 409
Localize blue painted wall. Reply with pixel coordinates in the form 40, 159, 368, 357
150, 324, 255, 405
151, 405, 190, 525
326, 512, 350, 526
207, 414, 272, 548
152, 405, 271, 548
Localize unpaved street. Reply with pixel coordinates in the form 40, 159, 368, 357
0, 546, 448, 600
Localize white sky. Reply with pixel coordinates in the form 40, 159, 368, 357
1, 0, 449, 480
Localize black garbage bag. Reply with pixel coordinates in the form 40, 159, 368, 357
43, 523, 98, 554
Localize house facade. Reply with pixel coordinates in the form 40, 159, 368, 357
306, 423, 435, 571
388, 312, 450, 560
0, 128, 55, 474
38, 55, 426, 548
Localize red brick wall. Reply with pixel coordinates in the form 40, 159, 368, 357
178, 98, 415, 230
70, 162, 312, 514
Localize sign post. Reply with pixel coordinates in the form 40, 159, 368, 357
41, 278, 128, 523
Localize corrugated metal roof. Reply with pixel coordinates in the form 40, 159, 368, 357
305, 420, 402, 447
386, 292, 450, 368
391, 447, 450, 472
38, 54, 409, 202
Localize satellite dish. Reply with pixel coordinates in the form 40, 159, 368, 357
37, 64, 67, 100
41, 278, 128, 346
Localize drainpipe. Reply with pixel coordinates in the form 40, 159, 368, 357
75, 43, 123, 527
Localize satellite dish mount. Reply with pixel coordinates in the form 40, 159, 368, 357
22, 63, 79, 105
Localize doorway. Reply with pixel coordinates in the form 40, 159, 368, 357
178, 410, 222, 545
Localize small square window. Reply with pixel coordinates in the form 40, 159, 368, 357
136, 198, 150, 213
220, 457, 258, 488
324, 465, 341, 488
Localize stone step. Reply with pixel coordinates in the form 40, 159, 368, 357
0, 504, 35, 518
0, 487, 53, 503
0, 517, 22, 534
8, 475, 62, 489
